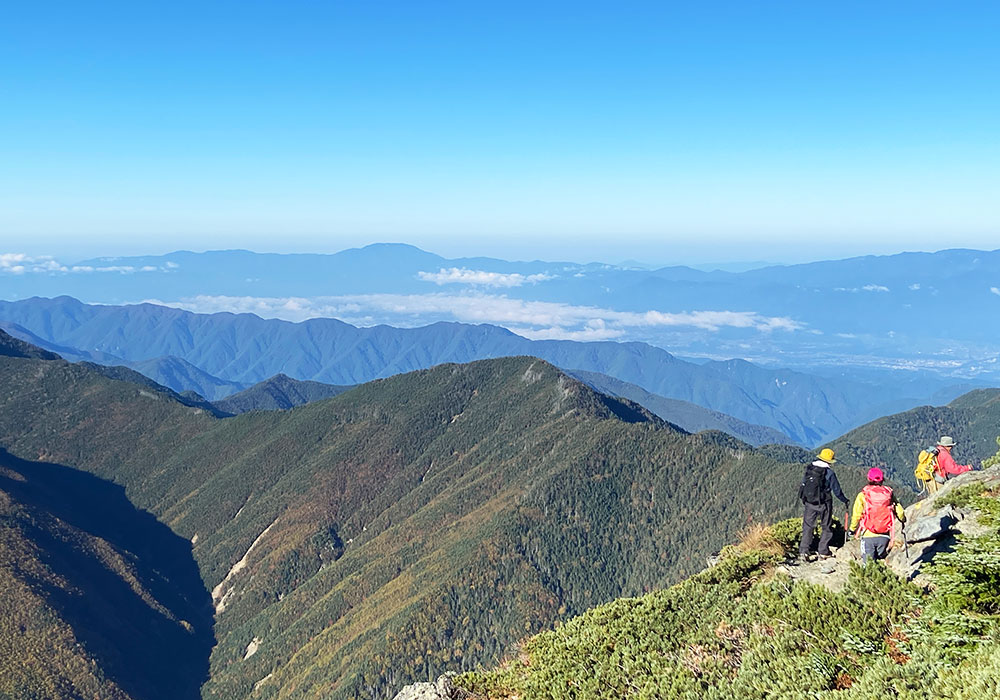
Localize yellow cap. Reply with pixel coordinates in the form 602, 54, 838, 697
817, 448, 836, 463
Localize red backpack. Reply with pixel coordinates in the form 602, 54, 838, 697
860, 485, 894, 535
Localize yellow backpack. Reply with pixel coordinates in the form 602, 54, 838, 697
915, 447, 938, 483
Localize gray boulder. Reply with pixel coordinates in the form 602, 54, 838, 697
392, 675, 470, 700
905, 505, 959, 543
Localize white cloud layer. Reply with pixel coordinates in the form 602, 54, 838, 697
417, 267, 553, 287
991, 287, 1000, 297
0, 253, 174, 275
144, 293, 802, 341
835, 284, 890, 293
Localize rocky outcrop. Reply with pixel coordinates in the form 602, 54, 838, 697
904, 505, 959, 543
391, 675, 472, 700
886, 465, 1000, 584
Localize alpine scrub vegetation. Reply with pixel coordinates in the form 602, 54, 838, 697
456, 468, 1000, 699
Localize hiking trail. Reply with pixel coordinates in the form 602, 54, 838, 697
777, 465, 1000, 592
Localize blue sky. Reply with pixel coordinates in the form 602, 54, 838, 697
2, 1, 998, 264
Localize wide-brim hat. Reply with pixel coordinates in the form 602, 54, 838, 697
817, 447, 836, 463
938, 436, 957, 447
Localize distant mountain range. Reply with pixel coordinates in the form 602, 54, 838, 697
0, 320, 248, 400
0, 296, 980, 445
567, 370, 795, 447
2, 244, 999, 378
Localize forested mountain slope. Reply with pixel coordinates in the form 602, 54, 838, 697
0, 448, 213, 700
0, 329, 821, 699
827, 388, 1000, 489
0, 296, 969, 445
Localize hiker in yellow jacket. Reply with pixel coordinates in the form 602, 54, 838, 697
850, 468, 905, 564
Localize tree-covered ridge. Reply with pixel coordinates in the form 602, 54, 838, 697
211, 373, 353, 414
456, 464, 1000, 699
0, 340, 819, 698
828, 387, 1000, 491
0, 326, 61, 360
0, 448, 212, 700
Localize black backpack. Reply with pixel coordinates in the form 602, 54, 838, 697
799, 463, 828, 505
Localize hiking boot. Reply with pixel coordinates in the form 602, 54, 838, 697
818, 553, 834, 561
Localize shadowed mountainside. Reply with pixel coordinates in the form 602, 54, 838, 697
0, 448, 213, 700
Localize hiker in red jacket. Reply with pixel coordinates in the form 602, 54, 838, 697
935, 436, 972, 482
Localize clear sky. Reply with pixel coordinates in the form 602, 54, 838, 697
2, 1, 998, 264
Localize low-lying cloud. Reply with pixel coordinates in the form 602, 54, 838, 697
145, 293, 802, 341
417, 267, 553, 287
0, 253, 171, 275
835, 284, 890, 293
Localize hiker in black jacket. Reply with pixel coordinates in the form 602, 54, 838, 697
796, 448, 850, 564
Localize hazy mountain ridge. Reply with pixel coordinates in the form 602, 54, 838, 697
0, 296, 973, 445
1, 320, 247, 400
3, 245, 999, 377
567, 369, 795, 446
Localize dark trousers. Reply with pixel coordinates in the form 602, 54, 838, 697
861, 536, 890, 564
800, 501, 833, 556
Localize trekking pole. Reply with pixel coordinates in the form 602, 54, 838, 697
844, 510, 850, 543
902, 525, 909, 561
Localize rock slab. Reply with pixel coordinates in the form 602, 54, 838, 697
392, 675, 471, 700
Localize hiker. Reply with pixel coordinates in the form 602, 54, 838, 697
850, 467, 905, 564
934, 436, 972, 485
797, 448, 850, 564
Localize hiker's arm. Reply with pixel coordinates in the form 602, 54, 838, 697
938, 449, 972, 476
828, 471, 849, 504
894, 502, 906, 523
849, 493, 865, 531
